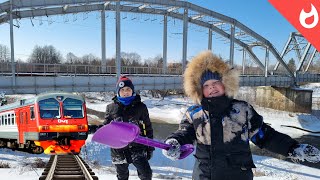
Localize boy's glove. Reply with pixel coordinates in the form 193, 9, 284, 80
289, 144, 320, 163
162, 138, 181, 160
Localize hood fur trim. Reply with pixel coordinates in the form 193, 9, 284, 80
183, 51, 239, 104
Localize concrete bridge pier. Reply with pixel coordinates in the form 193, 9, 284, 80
256, 86, 313, 113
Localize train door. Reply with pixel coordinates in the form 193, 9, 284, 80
18, 110, 27, 144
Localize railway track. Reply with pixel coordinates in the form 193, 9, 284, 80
39, 155, 98, 180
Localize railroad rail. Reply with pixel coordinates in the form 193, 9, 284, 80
39, 155, 98, 180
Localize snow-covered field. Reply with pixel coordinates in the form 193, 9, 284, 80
1, 83, 320, 179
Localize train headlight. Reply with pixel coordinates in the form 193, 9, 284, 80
39, 125, 50, 131
78, 132, 87, 136
39, 133, 47, 136
77, 125, 85, 130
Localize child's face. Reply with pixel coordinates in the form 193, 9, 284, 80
119, 86, 133, 97
202, 79, 225, 98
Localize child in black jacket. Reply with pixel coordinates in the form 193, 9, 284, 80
162, 51, 320, 180
104, 76, 154, 180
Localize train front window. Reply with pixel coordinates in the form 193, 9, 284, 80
63, 98, 84, 118
39, 98, 60, 119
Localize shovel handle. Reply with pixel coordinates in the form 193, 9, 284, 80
134, 136, 171, 150
134, 136, 194, 159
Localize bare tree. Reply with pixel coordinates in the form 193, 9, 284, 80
0, 44, 10, 62
15, 58, 24, 63
153, 55, 163, 68
144, 54, 163, 67
28, 45, 63, 64
65, 52, 79, 64
308, 57, 320, 73
121, 52, 142, 66
287, 58, 296, 72
106, 58, 116, 66
80, 54, 100, 65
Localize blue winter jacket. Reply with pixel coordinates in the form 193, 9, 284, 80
167, 98, 298, 180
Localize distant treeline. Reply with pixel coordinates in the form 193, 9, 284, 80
0, 44, 181, 69
1, 44, 320, 74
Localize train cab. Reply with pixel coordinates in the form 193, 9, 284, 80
0, 92, 89, 155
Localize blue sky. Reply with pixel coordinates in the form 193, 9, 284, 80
0, 0, 296, 64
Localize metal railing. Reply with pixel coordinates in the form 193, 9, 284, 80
0, 62, 299, 76
0, 62, 183, 76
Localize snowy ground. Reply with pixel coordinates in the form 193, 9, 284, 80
1, 83, 320, 179
1, 135, 320, 180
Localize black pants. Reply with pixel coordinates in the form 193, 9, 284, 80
115, 154, 152, 180
192, 158, 253, 180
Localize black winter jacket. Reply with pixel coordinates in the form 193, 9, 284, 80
167, 96, 298, 180
104, 95, 154, 164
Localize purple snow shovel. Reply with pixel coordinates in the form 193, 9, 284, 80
92, 121, 194, 159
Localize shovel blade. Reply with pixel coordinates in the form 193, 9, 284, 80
92, 121, 140, 148
92, 121, 195, 159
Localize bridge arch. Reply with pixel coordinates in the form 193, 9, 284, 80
0, 0, 294, 77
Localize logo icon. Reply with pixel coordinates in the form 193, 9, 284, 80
300, 4, 319, 29
58, 119, 69, 124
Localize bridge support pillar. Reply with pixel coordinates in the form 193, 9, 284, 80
256, 86, 312, 113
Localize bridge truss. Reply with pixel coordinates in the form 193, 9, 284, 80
1, 0, 320, 94
1, 0, 295, 76
274, 32, 319, 73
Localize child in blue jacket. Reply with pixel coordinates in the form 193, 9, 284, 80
163, 51, 320, 180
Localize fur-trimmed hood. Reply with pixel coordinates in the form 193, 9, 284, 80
183, 51, 239, 104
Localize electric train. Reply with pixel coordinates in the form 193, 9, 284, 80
0, 92, 88, 154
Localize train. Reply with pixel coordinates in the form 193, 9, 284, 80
0, 92, 88, 155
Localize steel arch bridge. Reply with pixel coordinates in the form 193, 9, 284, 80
0, 0, 294, 75
0, 0, 319, 94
